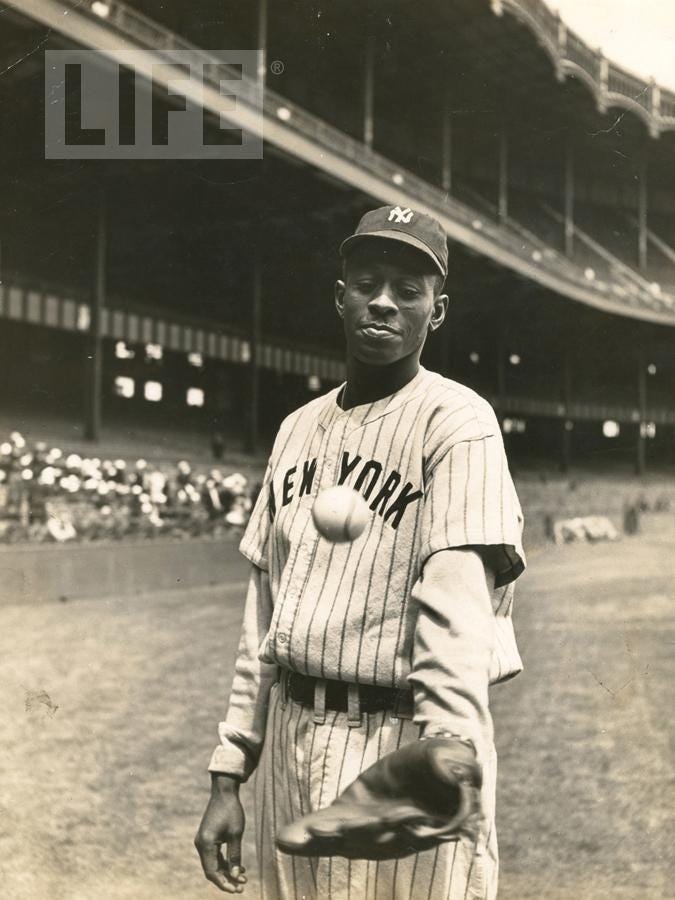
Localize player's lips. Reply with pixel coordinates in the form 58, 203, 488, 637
360, 323, 400, 338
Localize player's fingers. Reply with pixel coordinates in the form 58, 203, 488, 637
227, 835, 246, 882
196, 842, 239, 893
218, 849, 245, 894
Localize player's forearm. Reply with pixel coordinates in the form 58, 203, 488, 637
408, 548, 495, 755
208, 564, 277, 781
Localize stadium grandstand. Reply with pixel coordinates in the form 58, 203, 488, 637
1, 0, 674, 497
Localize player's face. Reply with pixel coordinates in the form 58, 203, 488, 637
335, 245, 448, 366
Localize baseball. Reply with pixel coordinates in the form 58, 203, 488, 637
312, 485, 370, 543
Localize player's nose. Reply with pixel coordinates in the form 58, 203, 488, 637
367, 287, 397, 315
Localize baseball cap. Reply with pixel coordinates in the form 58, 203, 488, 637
340, 205, 448, 278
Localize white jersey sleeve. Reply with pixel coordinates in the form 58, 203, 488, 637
239, 459, 274, 570
419, 404, 525, 589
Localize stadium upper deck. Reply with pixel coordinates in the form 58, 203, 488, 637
7, 0, 675, 320
1, 0, 674, 472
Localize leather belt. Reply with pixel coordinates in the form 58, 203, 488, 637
283, 669, 413, 717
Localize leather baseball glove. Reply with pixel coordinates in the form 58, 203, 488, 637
276, 736, 482, 860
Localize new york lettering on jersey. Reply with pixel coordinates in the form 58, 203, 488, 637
276, 452, 423, 529
239, 367, 526, 689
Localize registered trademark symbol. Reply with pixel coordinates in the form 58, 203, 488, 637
270, 59, 284, 75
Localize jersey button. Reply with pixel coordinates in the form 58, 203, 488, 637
277, 632, 287, 644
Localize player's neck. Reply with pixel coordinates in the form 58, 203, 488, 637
341, 355, 420, 410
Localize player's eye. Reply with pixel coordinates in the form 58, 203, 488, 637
399, 287, 420, 300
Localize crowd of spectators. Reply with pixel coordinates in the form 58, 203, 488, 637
0, 431, 258, 544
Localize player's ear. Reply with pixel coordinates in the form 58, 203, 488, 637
334, 280, 346, 319
428, 293, 449, 332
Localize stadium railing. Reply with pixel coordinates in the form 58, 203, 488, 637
497, 0, 675, 136
455, 184, 675, 315
540, 205, 675, 313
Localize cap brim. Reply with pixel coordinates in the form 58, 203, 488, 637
339, 230, 446, 278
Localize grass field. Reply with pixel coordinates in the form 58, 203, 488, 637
0, 530, 673, 899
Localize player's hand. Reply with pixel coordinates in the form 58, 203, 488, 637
194, 774, 247, 893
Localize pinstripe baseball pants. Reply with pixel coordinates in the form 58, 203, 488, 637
254, 683, 498, 900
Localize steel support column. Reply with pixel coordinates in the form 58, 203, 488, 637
561, 347, 572, 473
564, 138, 575, 257
85, 189, 105, 442
242, 0, 266, 455
638, 157, 648, 271
246, 236, 262, 455
498, 126, 508, 222
364, 34, 375, 149
442, 89, 452, 193
257, 0, 267, 88
496, 325, 507, 416
636, 346, 646, 475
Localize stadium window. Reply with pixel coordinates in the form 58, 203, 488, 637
503, 418, 526, 435
145, 342, 163, 362
647, 363, 657, 375
641, 422, 656, 439
188, 352, 204, 368
77, 306, 91, 331
277, 106, 291, 121
114, 376, 135, 399
564, 420, 574, 432
469, 352, 480, 364
186, 387, 205, 407
392, 173, 404, 186
307, 375, 321, 392
509, 354, 521, 366
144, 381, 163, 402
115, 341, 135, 360
584, 267, 595, 281
602, 420, 620, 438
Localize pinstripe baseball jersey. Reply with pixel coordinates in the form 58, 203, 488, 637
239, 366, 525, 688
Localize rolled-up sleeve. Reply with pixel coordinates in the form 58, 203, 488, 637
408, 548, 495, 760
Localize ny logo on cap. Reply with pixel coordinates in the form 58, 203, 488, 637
388, 206, 414, 224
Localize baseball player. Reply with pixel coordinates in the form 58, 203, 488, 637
195, 206, 525, 899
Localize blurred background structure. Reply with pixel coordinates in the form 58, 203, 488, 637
0, 0, 674, 529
